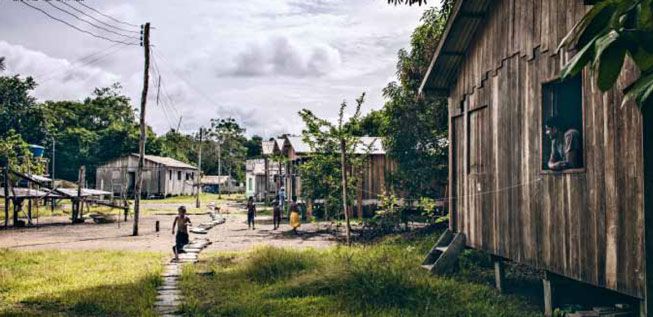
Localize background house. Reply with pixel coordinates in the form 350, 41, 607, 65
201, 175, 242, 194
95, 154, 198, 198
419, 0, 648, 314
245, 159, 275, 201
271, 135, 395, 215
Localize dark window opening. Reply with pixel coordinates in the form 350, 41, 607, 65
177, 171, 182, 180
542, 75, 584, 171
169, 170, 172, 180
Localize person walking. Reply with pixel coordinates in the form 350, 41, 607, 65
272, 200, 282, 230
172, 206, 192, 261
246, 196, 256, 230
289, 198, 301, 235
278, 187, 286, 213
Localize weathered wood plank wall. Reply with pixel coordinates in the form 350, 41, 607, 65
448, 0, 645, 298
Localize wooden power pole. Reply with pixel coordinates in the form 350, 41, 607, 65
196, 128, 203, 208
133, 22, 150, 236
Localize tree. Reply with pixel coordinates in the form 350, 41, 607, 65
381, 6, 450, 200
207, 117, 247, 181
559, 0, 653, 111
0, 57, 5, 71
245, 135, 263, 158
299, 93, 370, 246
0, 75, 49, 144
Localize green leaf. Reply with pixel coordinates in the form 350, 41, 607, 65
622, 71, 653, 107
561, 37, 597, 80
558, 1, 618, 51
595, 31, 627, 91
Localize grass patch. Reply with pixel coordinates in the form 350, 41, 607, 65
179, 231, 541, 317
0, 249, 164, 316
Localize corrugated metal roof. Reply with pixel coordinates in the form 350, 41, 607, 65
130, 154, 197, 169
284, 136, 386, 155
419, 0, 493, 96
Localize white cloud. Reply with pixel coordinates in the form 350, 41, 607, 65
231, 36, 341, 77
0, 0, 428, 137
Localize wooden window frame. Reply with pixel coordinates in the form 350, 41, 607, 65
539, 75, 587, 176
466, 104, 489, 176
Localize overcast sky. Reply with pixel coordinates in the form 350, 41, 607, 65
0, 0, 428, 138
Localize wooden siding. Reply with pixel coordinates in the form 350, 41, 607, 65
96, 156, 197, 197
448, 0, 645, 298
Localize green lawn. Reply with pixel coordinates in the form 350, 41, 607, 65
178, 231, 541, 317
0, 250, 164, 316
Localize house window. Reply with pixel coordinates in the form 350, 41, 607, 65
467, 106, 489, 175
248, 178, 253, 191
177, 171, 182, 180
541, 75, 584, 171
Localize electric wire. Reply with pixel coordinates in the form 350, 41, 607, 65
45, 1, 139, 40
61, 1, 140, 35
34, 42, 122, 79
76, 1, 140, 28
38, 44, 126, 84
19, 0, 140, 46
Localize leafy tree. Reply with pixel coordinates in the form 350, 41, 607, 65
381, 6, 450, 200
351, 110, 386, 137
0, 130, 45, 176
559, 0, 653, 110
0, 75, 49, 144
44, 84, 161, 184
159, 130, 196, 163
207, 117, 247, 182
245, 135, 263, 158
299, 94, 370, 246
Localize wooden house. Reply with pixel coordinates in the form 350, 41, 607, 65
245, 159, 275, 201
201, 175, 241, 194
419, 0, 653, 315
274, 136, 395, 215
95, 154, 198, 198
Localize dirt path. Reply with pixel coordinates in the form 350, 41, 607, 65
0, 204, 337, 252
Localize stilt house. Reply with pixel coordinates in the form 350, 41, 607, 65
419, 0, 653, 315
95, 154, 198, 198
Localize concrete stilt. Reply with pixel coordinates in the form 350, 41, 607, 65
493, 257, 505, 293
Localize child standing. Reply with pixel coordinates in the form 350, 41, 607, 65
246, 196, 256, 230
272, 200, 281, 230
172, 206, 192, 261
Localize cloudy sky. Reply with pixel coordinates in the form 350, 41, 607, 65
0, 0, 429, 137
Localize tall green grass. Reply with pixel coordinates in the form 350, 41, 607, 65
0, 250, 163, 316
179, 232, 541, 317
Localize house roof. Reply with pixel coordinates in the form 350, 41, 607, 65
284, 136, 386, 155
130, 154, 198, 169
261, 140, 279, 155
418, 0, 493, 96
246, 159, 267, 175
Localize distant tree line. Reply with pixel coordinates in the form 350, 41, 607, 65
0, 65, 261, 186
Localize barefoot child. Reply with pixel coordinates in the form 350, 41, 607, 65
172, 206, 192, 261
246, 196, 256, 230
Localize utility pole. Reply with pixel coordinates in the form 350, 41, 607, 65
133, 22, 150, 236
51, 136, 55, 211
3, 161, 9, 228
195, 128, 203, 208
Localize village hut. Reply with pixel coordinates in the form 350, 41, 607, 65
95, 154, 198, 198
276, 135, 395, 217
245, 159, 275, 201
419, 0, 653, 315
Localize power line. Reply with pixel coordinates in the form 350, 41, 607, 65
38, 44, 127, 84
60, 1, 140, 35
76, 1, 140, 28
45, 1, 139, 40
19, 0, 139, 46
34, 42, 122, 79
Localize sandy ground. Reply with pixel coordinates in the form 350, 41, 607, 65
0, 203, 337, 252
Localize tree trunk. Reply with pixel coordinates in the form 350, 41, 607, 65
340, 138, 351, 246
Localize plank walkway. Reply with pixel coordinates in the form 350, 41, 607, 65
154, 211, 226, 316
